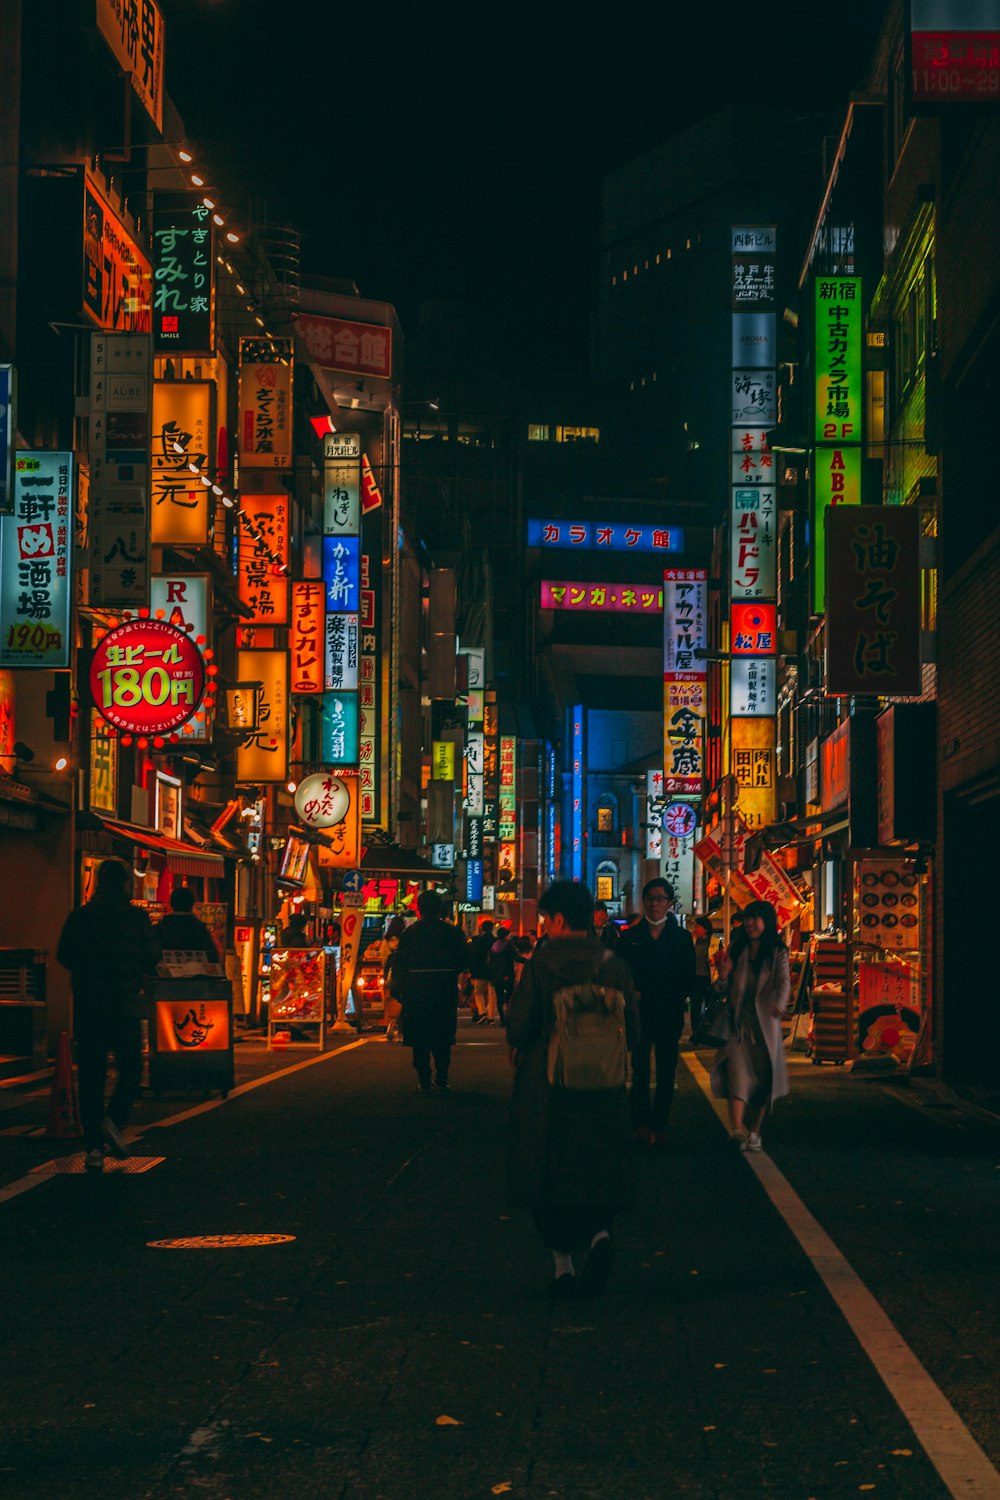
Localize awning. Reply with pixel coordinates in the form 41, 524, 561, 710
100, 818, 225, 876
359, 844, 436, 877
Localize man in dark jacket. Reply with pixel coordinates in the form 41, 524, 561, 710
156, 887, 220, 962
392, 890, 469, 1090
487, 926, 517, 1021
592, 900, 619, 951
617, 877, 696, 1147
56, 858, 158, 1171
506, 880, 638, 1300
467, 918, 498, 1024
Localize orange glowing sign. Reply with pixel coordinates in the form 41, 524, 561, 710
238, 495, 289, 625
290, 581, 324, 694
155, 1000, 230, 1052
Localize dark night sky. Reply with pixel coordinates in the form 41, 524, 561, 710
161, 1, 884, 375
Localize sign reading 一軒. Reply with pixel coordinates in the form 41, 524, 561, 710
0, 452, 73, 669
90, 619, 205, 737
527, 520, 683, 552
152, 206, 215, 355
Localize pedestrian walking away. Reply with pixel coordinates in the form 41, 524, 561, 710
155, 886, 220, 963
506, 880, 638, 1300
379, 915, 407, 1040
55, 858, 159, 1172
617, 877, 696, 1147
710, 899, 791, 1152
467, 918, 500, 1024
689, 913, 714, 1036
392, 890, 470, 1090
487, 924, 517, 1022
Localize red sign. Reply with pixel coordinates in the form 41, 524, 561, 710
542, 581, 663, 613
361, 454, 383, 513
91, 619, 206, 737
731, 601, 777, 655
290, 581, 324, 694
294, 314, 392, 379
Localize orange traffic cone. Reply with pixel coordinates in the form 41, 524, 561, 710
46, 1031, 82, 1139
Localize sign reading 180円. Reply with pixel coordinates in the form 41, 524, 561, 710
91, 619, 206, 738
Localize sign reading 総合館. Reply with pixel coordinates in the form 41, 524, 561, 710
527, 520, 683, 552
0, 452, 73, 669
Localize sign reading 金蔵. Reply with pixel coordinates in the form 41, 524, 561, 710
527, 520, 683, 552
663, 679, 706, 796
826, 505, 922, 698
0, 452, 72, 668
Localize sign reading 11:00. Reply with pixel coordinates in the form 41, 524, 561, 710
527, 520, 684, 552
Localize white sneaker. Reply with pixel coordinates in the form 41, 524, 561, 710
742, 1131, 762, 1153
85, 1148, 105, 1172
101, 1116, 130, 1159
729, 1129, 747, 1147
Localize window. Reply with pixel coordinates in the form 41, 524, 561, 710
527, 423, 550, 442
555, 426, 600, 444
596, 805, 614, 833
596, 873, 614, 902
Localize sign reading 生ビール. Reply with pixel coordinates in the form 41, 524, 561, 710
90, 619, 206, 737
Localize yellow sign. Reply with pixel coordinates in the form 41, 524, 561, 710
316, 773, 362, 867
236, 650, 288, 783
238, 495, 290, 625
89, 707, 118, 813
151, 382, 213, 545
731, 717, 776, 830
432, 740, 455, 781
238, 350, 293, 468
155, 1000, 230, 1053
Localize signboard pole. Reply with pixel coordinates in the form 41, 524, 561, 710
333, 893, 365, 1032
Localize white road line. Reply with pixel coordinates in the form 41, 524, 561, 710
681, 1049, 1000, 1500
0, 1038, 370, 1209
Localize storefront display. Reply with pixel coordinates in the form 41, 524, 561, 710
268, 947, 333, 1049
851, 856, 929, 1065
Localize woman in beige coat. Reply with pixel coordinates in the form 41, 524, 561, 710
710, 899, 791, 1152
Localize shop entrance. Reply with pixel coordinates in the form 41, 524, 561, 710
942, 785, 1000, 1086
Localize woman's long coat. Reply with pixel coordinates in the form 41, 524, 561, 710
506, 937, 639, 1213
710, 947, 791, 1107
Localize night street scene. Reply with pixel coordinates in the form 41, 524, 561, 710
0, 1, 999, 1497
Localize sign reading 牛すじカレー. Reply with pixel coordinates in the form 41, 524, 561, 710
0, 452, 73, 669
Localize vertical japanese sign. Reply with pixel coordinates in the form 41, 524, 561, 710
83, 173, 152, 334
645, 768, 665, 859
235, 650, 288, 783
150, 573, 212, 742
500, 735, 518, 892
663, 569, 706, 799
150, 381, 212, 545
0, 452, 72, 667
321, 692, 360, 766
238, 495, 289, 624
88, 332, 152, 608
96, 0, 165, 131
732, 717, 776, 829
238, 340, 293, 469
570, 710, 583, 881
88, 707, 118, 813
483, 695, 499, 845
358, 549, 380, 822
152, 205, 215, 355
0, 365, 13, 514
323, 432, 361, 535
290, 580, 325, 694
826, 506, 922, 697
814, 276, 863, 612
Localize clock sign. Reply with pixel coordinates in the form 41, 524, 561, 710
663, 801, 697, 840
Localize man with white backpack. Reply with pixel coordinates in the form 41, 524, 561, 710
506, 881, 639, 1300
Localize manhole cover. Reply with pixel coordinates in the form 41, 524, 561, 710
146, 1233, 296, 1249
34, 1154, 165, 1175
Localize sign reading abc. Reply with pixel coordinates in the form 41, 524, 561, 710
294, 772, 352, 829
91, 619, 206, 736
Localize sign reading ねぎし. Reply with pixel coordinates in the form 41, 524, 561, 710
0, 452, 73, 669
90, 619, 206, 739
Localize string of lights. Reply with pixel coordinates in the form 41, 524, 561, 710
169, 441, 289, 575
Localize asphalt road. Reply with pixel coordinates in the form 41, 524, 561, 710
0, 1024, 997, 1500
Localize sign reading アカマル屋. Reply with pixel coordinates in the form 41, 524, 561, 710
0, 452, 72, 668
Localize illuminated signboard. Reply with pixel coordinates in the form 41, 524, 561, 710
324, 457, 360, 535
359, 552, 380, 823
730, 601, 777, 655
294, 772, 351, 829
645, 769, 665, 859
663, 678, 705, 797
323, 535, 360, 614
0, 365, 13, 514
90, 619, 205, 738
321, 692, 360, 766
540, 581, 663, 613
826, 505, 923, 698
432, 740, 456, 781
150, 380, 212, 545
663, 569, 707, 676
730, 487, 776, 599
236, 649, 288, 783
152, 207, 215, 355
96, 0, 165, 131
527, 520, 684, 552
732, 369, 776, 425
294, 313, 393, 379
909, 0, 1000, 104
313, 773, 361, 868
150, 573, 212, 742
0, 452, 73, 669
813, 445, 862, 614
290, 581, 325, 694
730, 658, 777, 717
238, 340, 293, 469
731, 427, 774, 485
83, 172, 152, 334
815, 277, 863, 444
500, 735, 517, 845
732, 717, 776, 830
731, 312, 776, 369
324, 609, 358, 694
570, 710, 583, 881
238, 495, 290, 625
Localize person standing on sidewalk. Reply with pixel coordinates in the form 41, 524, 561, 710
592, 900, 619, 952
467, 918, 499, 1025
56, 858, 159, 1172
392, 890, 469, 1091
689, 914, 714, 1036
488, 925, 517, 1023
156, 887, 220, 963
710, 899, 790, 1152
617, 877, 696, 1147
506, 880, 638, 1300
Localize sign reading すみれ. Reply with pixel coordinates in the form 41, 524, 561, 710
90, 619, 206, 737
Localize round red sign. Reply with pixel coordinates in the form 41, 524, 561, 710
91, 619, 206, 736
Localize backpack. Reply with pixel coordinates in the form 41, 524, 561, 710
546, 959, 627, 1091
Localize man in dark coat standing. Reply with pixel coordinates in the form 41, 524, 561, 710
392, 890, 469, 1090
156, 887, 219, 962
506, 880, 638, 1299
56, 858, 158, 1171
617, 877, 696, 1147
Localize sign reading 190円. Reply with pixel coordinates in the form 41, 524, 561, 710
91, 619, 206, 739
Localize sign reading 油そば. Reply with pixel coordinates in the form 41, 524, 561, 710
0, 453, 73, 669
826, 505, 922, 698
294, 315, 392, 379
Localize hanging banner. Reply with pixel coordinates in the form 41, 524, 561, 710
83, 172, 153, 334
96, 0, 164, 131
663, 678, 705, 796
663, 569, 707, 675
826, 505, 923, 697
150, 381, 212, 545
238, 495, 290, 625
324, 458, 360, 535
730, 487, 777, 599
88, 332, 152, 608
0, 452, 72, 668
152, 206, 215, 355
235, 649, 288, 782
238, 340, 293, 468
290, 580, 325, 694
324, 610, 359, 693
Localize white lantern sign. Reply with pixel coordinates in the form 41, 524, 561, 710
294, 772, 352, 829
